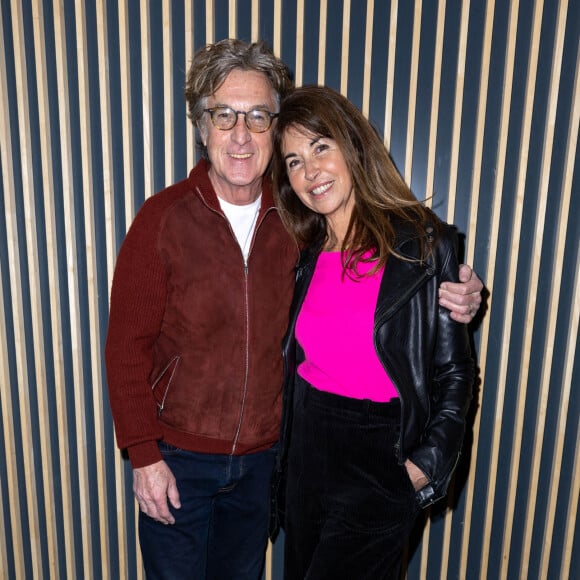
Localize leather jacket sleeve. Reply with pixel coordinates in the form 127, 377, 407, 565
375, 224, 474, 508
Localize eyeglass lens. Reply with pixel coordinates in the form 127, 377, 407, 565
208, 107, 275, 132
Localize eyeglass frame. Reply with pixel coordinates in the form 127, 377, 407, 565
203, 106, 279, 133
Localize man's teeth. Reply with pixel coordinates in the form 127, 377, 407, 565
311, 182, 332, 195
230, 153, 252, 159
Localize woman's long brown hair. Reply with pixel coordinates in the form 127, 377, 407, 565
272, 85, 438, 274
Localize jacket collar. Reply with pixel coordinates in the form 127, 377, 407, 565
375, 220, 434, 323
188, 159, 277, 218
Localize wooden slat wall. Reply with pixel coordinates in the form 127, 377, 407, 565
0, 1, 578, 578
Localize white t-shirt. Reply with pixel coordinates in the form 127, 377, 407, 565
217, 194, 262, 261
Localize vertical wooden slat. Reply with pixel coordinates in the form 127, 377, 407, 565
185, 1, 195, 168
74, 1, 98, 576
317, 0, 327, 85
339, 0, 350, 96
0, 6, 26, 576
205, 0, 214, 44
95, 0, 115, 575
445, 0, 470, 223
383, 0, 398, 149
264, 542, 273, 580
52, 1, 80, 576
115, 2, 132, 577
119, 0, 135, 230
273, 0, 281, 59
361, 0, 374, 118
141, 0, 154, 200
163, 0, 174, 187
251, 0, 259, 42
295, 0, 305, 87
7, 0, 43, 575
424, 0, 446, 203
229, 0, 237, 39
404, 0, 421, 183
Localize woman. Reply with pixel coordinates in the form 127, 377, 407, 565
270, 86, 475, 579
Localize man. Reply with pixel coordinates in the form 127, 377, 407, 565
105, 39, 482, 579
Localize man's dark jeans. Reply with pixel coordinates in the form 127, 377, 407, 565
139, 442, 277, 579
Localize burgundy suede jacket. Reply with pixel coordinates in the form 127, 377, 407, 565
105, 160, 299, 468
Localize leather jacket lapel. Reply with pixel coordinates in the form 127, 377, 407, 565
374, 231, 434, 325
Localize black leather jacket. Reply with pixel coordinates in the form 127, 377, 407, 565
270, 220, 474, 538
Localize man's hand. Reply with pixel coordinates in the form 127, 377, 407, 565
133, 460, 181, 525
439, 264, 483, 323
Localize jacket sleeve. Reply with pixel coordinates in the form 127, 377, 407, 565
105, 197, 169, 468
408, 226, 475, 506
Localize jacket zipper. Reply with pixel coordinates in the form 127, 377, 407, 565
374, 336, 405, 462
231, 261, 250, 454
230, 207, 275, 454
373, 268, 431, 463
195, 187, 280, 454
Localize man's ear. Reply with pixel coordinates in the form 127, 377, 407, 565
197, 119, 207, 146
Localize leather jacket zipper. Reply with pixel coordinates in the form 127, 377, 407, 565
374, 340, 405, 462
373, 268, 432, 463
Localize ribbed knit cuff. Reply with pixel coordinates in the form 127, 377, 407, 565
127, 440, 163, 469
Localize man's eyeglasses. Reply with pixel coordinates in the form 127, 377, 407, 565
203, 107, 278, 133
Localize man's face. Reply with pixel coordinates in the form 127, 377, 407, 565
198, 69, 278, 205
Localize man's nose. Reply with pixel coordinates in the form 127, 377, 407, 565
230, 114, 251, 144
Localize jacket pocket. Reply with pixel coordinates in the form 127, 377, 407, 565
150, 355, 181, 415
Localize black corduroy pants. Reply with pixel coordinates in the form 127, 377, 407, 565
284, 376, 419, 580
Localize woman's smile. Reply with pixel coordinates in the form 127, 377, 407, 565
282, 127, 355, 241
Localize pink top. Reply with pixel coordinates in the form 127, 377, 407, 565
296, 251, 398, 402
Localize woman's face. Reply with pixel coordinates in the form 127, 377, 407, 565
281, 126, 355, 239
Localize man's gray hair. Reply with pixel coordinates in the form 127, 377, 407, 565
185, 37, 293, 126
